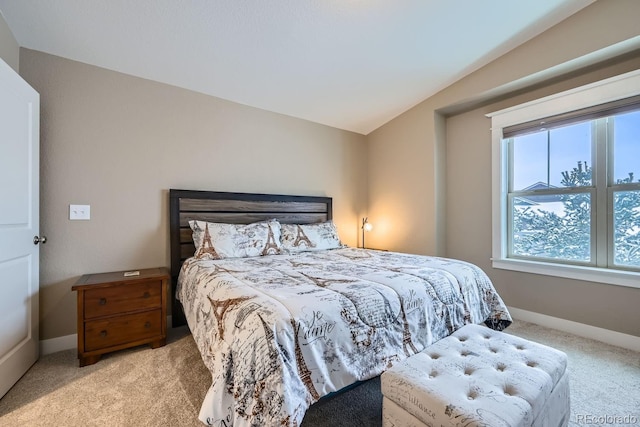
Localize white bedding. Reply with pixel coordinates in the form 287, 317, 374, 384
177, 247, 511, 426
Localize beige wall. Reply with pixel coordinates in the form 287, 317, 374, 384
446, 57, 640, 337
368, 0, 640, 336
0, 10, 18, 71
19, 49, 367, 340
13, 0, 640, 340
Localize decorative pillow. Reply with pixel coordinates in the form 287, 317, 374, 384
280, 221, 344, 253
189, 219, 282, 259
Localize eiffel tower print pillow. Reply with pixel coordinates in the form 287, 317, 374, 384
189, 219, 282, 259
280, 221, 344, 253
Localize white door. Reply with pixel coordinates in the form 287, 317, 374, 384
0, 58, 40, 398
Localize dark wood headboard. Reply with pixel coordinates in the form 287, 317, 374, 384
169, 189, 333, 327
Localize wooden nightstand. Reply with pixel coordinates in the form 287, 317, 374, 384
72, 267, 169, 367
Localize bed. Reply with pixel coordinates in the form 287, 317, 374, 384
169, 189, 512, 427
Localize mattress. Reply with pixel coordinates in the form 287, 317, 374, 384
177, 247, 511, 426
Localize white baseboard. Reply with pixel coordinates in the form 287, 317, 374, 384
508, 306, 640, 353
39, 315, 175, 356
40, 334, 77, 356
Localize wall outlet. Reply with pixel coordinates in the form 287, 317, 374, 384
69, 204, 90, 220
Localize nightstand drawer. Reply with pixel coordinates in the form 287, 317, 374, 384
84, 280, 162, 319
84, 309, 162, 352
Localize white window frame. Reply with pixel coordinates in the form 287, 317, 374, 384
487, 69, 640, 289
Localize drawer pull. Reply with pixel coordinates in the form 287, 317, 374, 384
99, 298, 107, 305
100, 330, 107, 337
143, 292, 150, 298
144, 321, 151, 328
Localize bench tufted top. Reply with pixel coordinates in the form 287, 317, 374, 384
381, 323, 568, 427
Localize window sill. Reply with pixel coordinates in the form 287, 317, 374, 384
491, 258, 640, 289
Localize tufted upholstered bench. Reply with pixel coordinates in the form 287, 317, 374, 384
381, 323, 569, 427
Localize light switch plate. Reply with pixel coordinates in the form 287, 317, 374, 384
70, 204, 90, 220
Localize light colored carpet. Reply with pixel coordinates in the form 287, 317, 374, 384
0, 320, 638, 427
504, 321, 640, 427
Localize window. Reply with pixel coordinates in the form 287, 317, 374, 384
488, 70, 640, 288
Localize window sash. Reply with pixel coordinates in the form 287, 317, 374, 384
507, 189, 596, 266
504, 116, 639, 273
506, 123, 596, 193
609, 187, 640, 272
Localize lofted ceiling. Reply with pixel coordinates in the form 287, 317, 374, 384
0, 0, 593, 135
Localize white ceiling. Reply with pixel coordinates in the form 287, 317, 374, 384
0, 0, 592, 135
